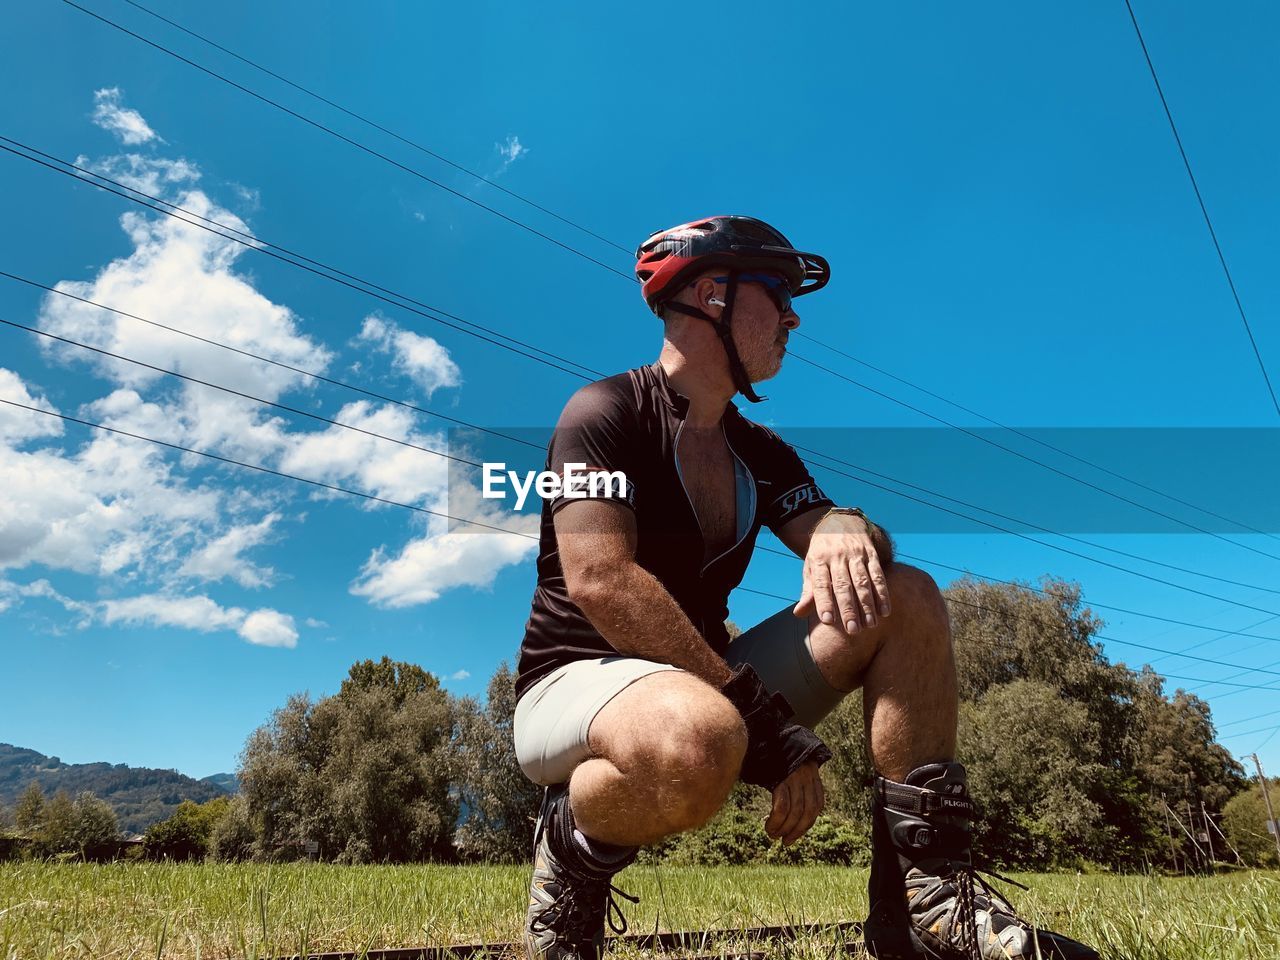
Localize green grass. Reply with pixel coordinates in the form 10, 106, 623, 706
1, 862, 1277, 959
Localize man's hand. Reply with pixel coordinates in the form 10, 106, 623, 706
794, 511, 889, 634
764, 762, 824, 846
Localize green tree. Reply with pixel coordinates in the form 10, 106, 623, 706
208, 796, 256, 862
238, 658, 457, 863
453, 662, 543, 862
14, 781, 45, 835
144, 797, 230, 861
959, 679, 1112, 868
71, 792, 119, 859
38, 789, 77, 855
1222, 779, 1280, 868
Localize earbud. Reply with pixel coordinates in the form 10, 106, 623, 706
708, 298, 726, 307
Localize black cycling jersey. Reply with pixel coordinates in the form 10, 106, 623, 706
514, 363, 834, 702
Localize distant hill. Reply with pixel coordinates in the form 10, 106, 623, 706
0, 743, 233, 834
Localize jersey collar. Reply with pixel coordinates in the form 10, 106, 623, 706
649, 361, 742, 425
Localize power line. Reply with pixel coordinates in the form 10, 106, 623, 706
734, 585, 1280, 692
54, 0, 1280, 550
1220, 723, 1280, 742
896, 552, 1280, 644
1122, 0, 1280, 419
118, 0, 632, 257
797, 441, 1280, 597
0, 136, 602, 382
0, 271, 544, 453
104, 0, 1280, 555
799, 449, 1280, 618
789, 351, 1280, 564
10, 140, 1280, 627
0, 315, 487, 468
793, 330, 1279, 542
1217, 707, 1280, 729
57, 0, 637, 283
7, 387, 1280, 689
18, 271, 1280, 661
7, 148, 1276, 620
0, 398, 537, 539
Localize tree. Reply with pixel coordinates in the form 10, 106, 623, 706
144, 797, 230, 860
238, 657, 457, 863
71, 792, 119, 859
1222, 779, 1280, 868
14, 781, 45, 835
38, 789, 77, 855
453, 662, 543, 862
959, 679, 1113, 869
208, 796, 256, 862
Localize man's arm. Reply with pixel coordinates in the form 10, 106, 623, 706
554, 498, 732, 688
775, 506, 895, 635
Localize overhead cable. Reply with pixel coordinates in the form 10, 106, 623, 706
57, 0, 637, 282
119, 0, 632, 256
1123, 0, 1280, 418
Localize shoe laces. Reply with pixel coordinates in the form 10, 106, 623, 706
530, 872, 639, 947
949, 862, 1030, 960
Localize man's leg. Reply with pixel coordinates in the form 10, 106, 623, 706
517, 661, 747, 960
572, 670, 747, 846
803, 563, 958, 777
797, 565, 1095, 960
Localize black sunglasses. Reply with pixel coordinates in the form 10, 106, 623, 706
711, 273, 793, 315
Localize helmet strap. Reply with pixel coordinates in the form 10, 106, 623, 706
662, 270, 766, 403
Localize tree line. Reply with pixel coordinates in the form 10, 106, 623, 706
3, 576, 1275, 869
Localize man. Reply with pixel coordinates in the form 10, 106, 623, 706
513, 216, 1097, 960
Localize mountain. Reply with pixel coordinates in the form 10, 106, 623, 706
200, 772, 239, 793
0, 743, 233, 834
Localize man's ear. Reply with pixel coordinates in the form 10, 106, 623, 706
691, 275, 723, 316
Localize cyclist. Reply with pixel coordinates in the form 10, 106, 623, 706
513, 216, 1097, 960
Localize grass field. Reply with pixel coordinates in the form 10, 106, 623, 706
1, 862, 1277, 959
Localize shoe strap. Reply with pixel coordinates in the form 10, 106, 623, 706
877, 777, 977, 819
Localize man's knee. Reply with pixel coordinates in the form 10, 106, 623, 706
886, 564, 950, 639
601, 677, 746, 829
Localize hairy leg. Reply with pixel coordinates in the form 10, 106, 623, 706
807, 564, 958, 780
569, 671, 747, 847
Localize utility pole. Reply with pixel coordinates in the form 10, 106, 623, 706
1247, 754, 1280, 864
1199, 800, 1215, 864
1161, 793, 1179, 870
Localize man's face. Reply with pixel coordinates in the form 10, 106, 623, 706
725, 275, 800, 383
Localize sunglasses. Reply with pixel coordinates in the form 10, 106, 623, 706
711, 273, 793, 315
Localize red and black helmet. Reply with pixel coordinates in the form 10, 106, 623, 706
635, 215, 830, 312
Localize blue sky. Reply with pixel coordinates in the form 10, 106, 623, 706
2, 0, 1279, 781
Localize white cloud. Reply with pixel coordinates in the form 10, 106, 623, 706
449, 669, 471, 681
178, 512, 280, 587
0, 369, 63, 445
358, 315, 461, 397
278, 399, 452, 505
101, 592, 244, 632
0, 422, 220, 576
38, 192, 331, 404
495, 135, 528, 174
92, 88, 159, 145
100, 592, 297, 648
0, 107, 520, 641
76, 152, 200, 197
237, 608, 298, 648
349, 482, 538, 608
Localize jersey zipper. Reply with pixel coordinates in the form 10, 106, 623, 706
674, 421, 758, 577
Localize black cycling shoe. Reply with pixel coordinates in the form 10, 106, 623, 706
864, 762, 1099, 960
523, 784, 638, 960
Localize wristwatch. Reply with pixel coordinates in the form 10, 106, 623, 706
821, 506, 868, 524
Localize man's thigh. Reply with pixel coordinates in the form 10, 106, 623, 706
726, 605, 846, 729
513, 657, 678, 786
